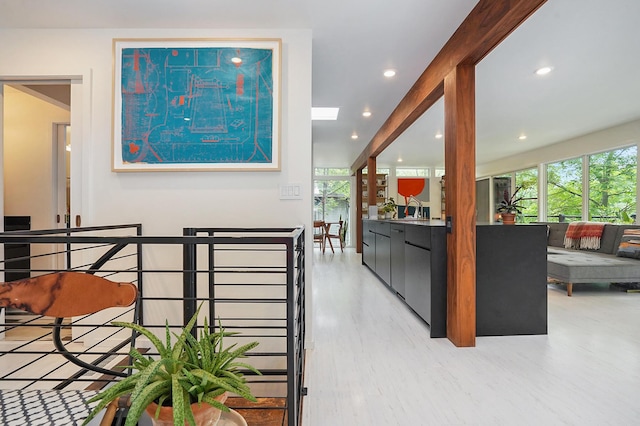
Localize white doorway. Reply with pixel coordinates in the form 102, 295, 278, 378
1, 80, 79, 273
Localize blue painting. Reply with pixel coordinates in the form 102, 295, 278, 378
113, 39, 280, 171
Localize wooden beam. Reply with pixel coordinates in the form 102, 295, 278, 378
445, 64, 477, 347
350, 0, 547, 173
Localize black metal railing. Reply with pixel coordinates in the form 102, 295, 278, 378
0, 224, 306, 426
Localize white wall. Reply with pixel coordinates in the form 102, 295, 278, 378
0, 27, 312, 226
476, 118, 640, 177
0, 29, 313, 328
476, 119, 640, 222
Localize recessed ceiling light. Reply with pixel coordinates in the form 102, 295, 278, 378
435, 132, 443, 139
535, 66, 552, 76
383, 69, 396, 78
362, 111, 372, 118
397, 158, 403, 162
351, 133, 358, 140
312, 107, 340, 120
231, 57, 242, 64
519, 135, 527, 140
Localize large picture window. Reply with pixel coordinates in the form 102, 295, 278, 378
546, 157, 583, 222
588, 146, 636, 223
515, 168, 538, 223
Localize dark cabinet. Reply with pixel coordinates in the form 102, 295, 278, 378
476, 225, 547, 335
361, 220, 545, 338
363, 220, 390, 284
374, 222, 391, 284
402, 222, 544, 337
4, 216, 31, 282
403, 225, 446, 338
362, 221, 375, 269
404, 242, 431, 322
390, 224, 405, 297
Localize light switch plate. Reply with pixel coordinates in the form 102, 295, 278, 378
280, 184, 302, 199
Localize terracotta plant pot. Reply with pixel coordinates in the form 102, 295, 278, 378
145, 392, 228, 426
501, 212, 516, 225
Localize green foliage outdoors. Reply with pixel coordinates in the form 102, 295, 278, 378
82, 304, 261, 426
547, 157, 583, 221
314, 179, 350, 223
546, 147, 636, 223
515, 168, 539, 223
588, 147, 636, 222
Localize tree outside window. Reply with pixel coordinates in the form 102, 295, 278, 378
515, 168, 538, 223
588, 146, 636, 223
313, 179, 350, 244
547, 157, 583, 222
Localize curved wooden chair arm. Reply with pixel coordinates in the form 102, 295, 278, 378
0, 272, 137, 317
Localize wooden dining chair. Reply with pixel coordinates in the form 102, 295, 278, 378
324, 221, 344, 253
313, 220, 326, 252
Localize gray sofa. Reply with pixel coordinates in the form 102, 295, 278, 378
544, 222, 640, 296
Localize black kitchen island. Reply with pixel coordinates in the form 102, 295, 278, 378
362, 219, 548, 337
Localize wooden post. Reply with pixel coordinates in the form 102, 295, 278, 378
444, 63, 476, 347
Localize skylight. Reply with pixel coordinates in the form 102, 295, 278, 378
312, 107, 339, 120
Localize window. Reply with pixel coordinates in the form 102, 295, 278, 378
396, 167, 430, 177
314, 168, 350, 176
588, 146, 636, 223
313, 179, 350, 244
546, 157, 583, 222
515, 168, 538, 223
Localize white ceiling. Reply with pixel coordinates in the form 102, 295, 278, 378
1, 0, 639, 171
368, 0, 640, 169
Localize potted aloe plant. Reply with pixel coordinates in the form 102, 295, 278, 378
82, 303, 261, 426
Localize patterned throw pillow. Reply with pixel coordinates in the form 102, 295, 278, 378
616, 229, 640, 259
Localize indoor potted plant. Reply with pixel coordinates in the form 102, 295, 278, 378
381, 197, 398, 219
496, 186, 523, 224
82, 303, 261, 426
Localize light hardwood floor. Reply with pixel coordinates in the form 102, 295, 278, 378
302, 249, 640, 425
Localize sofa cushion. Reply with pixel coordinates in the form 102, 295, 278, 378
546, 222, 569, 247
595, 224, 620, 254
547, 248, 640, 282
616, 229, 640, 259
612, 225, 640, 253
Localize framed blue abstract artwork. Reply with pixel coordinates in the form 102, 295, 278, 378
112, 38, 281, 171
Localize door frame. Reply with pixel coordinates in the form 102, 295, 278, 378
0, 75, 87, 274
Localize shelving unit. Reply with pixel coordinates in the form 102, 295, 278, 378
362, 173, 388, 218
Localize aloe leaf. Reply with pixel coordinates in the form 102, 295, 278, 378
129, 359, 170, 402
125, 380, 171, 426
229, 361, 262, 376
81, 380, 136, 426
86, 374, 138, 404
172, 302, 203, 360
165, 319, 172, 352
202, 393, 230, 412
171, 374, 186, 426
112, 320, 169, 357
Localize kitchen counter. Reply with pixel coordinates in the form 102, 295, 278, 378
362, 219, 548, 337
